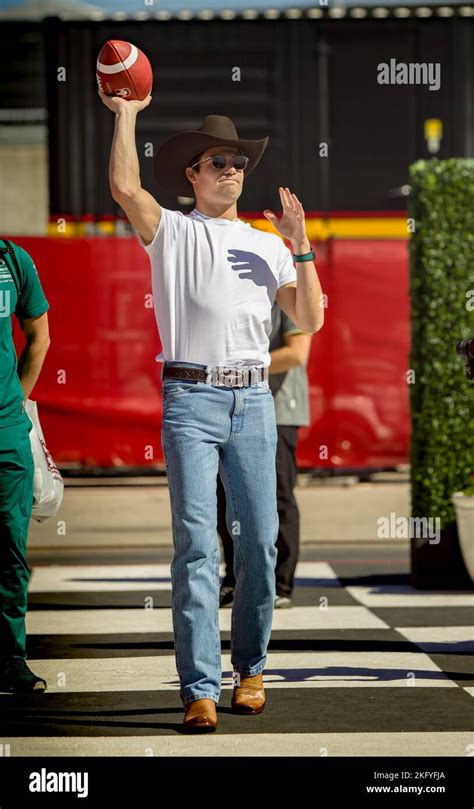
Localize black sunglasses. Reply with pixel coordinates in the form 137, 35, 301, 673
191, 154, 249, 171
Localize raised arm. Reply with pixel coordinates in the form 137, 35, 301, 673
99, 91, 161, 246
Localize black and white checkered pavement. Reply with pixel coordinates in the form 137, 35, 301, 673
0, 556, 472, 756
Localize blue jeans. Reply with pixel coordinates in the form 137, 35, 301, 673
161, 361, 279, 706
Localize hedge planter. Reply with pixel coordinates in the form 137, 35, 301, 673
408, 158, 474, 588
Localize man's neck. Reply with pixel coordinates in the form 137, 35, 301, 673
194, 202, 239, 221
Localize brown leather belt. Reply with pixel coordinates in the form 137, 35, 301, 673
162, 363, 268, 388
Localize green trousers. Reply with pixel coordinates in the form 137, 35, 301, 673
0, 421, 34, 660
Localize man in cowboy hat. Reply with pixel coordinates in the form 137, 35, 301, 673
99, 90, 324, 732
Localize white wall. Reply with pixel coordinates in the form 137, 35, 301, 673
0, 143, 48, 235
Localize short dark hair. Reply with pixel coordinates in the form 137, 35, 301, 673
187, 151, 205, 173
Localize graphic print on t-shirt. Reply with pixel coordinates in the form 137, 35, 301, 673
226, 249, 277, 301
0, 259, 14, 318
137, 206, 298, 368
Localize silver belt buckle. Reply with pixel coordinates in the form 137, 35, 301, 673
210, 366, 234, 387
226, 368, 244, 388
209, 366, 262, 387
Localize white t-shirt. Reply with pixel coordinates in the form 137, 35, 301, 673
137, 206, 297, 368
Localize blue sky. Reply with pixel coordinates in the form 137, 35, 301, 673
0, 0, 466, 12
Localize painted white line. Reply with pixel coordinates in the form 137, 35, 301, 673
346, 585, 474, 608
395, 626, 474, 652
3, 733, 472, 757
28, 561, 340, 593
26, 606, 389, 635
29, 565, 172, 593
15, 651, 456, 693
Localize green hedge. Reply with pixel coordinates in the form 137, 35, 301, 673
408, 158, 474, 529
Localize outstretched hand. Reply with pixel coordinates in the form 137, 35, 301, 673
263, 187, 307, 245
98, 90, 152, 114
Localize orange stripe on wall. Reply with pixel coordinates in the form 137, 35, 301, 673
47, 215, 409, 240
244, 217, 409, 240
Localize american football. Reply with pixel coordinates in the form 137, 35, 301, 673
96, 39, 153, 101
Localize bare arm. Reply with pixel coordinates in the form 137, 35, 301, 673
99, 91, 162, 246
269, 332, 313, 374
17, 312, 50, 399
266, 187, 324, 333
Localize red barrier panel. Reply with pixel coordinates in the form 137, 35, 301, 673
298, 239, 410, 469
10, 236, 410, 470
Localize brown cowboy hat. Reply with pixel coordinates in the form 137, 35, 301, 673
153, 114, 269, 197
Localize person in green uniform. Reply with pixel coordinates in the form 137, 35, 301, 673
0, 239, 50, 693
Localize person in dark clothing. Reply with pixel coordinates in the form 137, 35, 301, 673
218, 300, 312, 608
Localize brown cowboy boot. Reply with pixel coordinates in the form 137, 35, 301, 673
231, 671, 265, 714
182, 698, 218, 732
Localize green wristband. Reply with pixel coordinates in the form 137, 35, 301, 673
293, 250, 315, 262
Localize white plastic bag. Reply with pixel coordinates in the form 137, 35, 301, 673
24, 399, 64, 522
